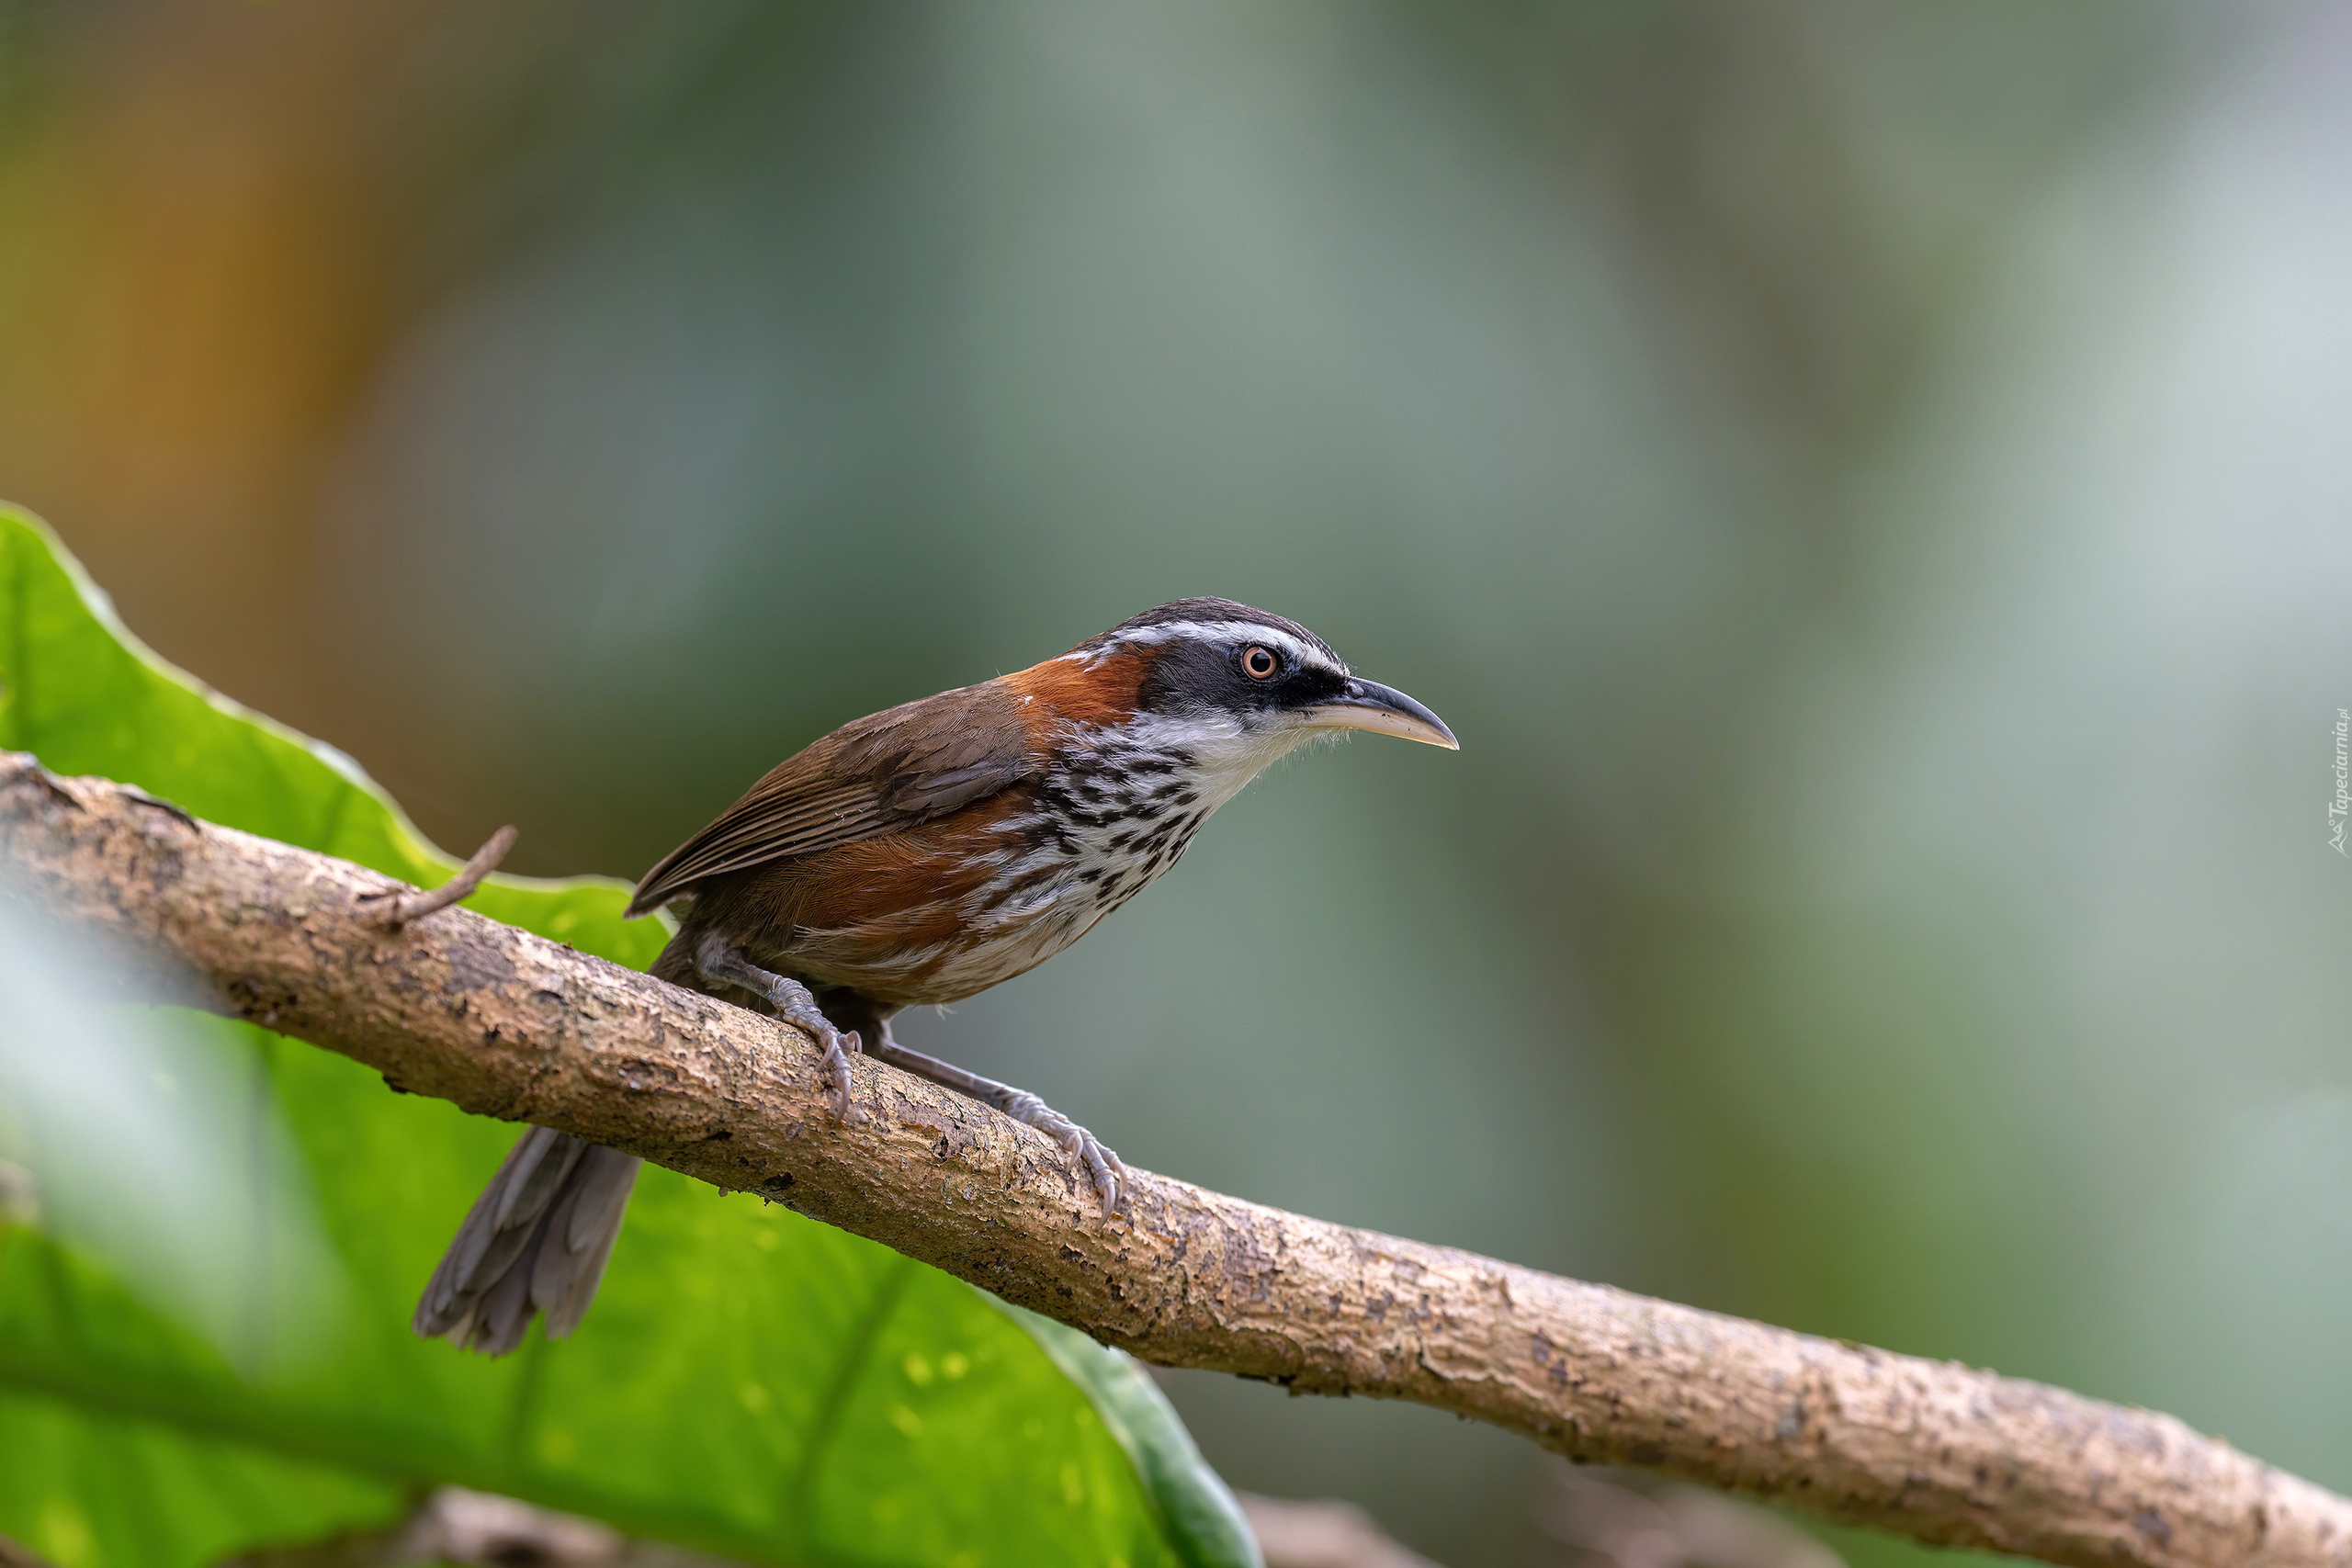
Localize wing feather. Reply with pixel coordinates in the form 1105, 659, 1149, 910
626, 680, 1033, 917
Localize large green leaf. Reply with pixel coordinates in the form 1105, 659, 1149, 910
0, 505, 1257, 1568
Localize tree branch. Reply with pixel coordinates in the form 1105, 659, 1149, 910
2, 752, 2341, 1568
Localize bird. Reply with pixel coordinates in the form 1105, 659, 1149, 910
413, 598, 1457, 1354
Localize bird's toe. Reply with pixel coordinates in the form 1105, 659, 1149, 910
817, 1033, 861, 1122
1073, 1130, 1127, 1217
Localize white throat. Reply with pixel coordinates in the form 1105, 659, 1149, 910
1099, 709, 1311, 813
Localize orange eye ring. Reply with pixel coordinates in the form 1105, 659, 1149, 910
1241, 646, 1279, 680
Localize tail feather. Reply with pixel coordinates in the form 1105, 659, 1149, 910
537, 1145, 639, 1338
413, 1125, 641, 1356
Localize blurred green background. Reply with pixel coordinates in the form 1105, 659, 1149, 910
5, 2, 2349, 1564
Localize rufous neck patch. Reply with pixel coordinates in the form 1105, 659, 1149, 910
1004, 646, 1151, 734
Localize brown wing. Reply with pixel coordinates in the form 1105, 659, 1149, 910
625, 679, 1035, 918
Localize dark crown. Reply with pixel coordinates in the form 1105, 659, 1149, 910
1075, 598, 1343, 667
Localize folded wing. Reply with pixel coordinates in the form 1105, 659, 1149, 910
625, 679, 1034, 918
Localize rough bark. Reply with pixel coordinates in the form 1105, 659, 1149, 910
3, 752, 2345, 1568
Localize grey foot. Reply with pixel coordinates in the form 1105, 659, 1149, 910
693, 930, 865, 1122
1001, 1088, 1129, 1215
867, 1033, 1128, 1216
814, 1031, 861, 1122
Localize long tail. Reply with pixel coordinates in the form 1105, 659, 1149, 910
412, 1126, 642, 1356
412, 932, 707, 1354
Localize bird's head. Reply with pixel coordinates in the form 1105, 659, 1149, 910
1019, 598, 1455, 804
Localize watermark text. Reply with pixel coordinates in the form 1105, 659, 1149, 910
2332, 708, 2348, 855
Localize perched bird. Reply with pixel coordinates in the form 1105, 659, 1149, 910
413, 598, 1456, 1354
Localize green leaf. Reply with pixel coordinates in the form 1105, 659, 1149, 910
0, 504, 1259, 1568
996, 1305, 1260, 1568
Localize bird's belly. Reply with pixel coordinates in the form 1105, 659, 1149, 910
783, 825, 1189, 1006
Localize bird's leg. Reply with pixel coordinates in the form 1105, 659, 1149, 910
692, 930, 861, 1121
865, 1018, 1127, 1215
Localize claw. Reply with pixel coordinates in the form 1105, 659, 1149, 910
1064, 1127, 1128, 1217
818, 1030, 860, 1122
856, 1032, 1125, 1218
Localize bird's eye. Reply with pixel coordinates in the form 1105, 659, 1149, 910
1240, 646, 1279, 680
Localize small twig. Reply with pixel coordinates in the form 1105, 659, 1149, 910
118, 782, 197, 828
359, 825, 518, 926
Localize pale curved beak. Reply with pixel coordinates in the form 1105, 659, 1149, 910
1297, 677, 1459, 750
